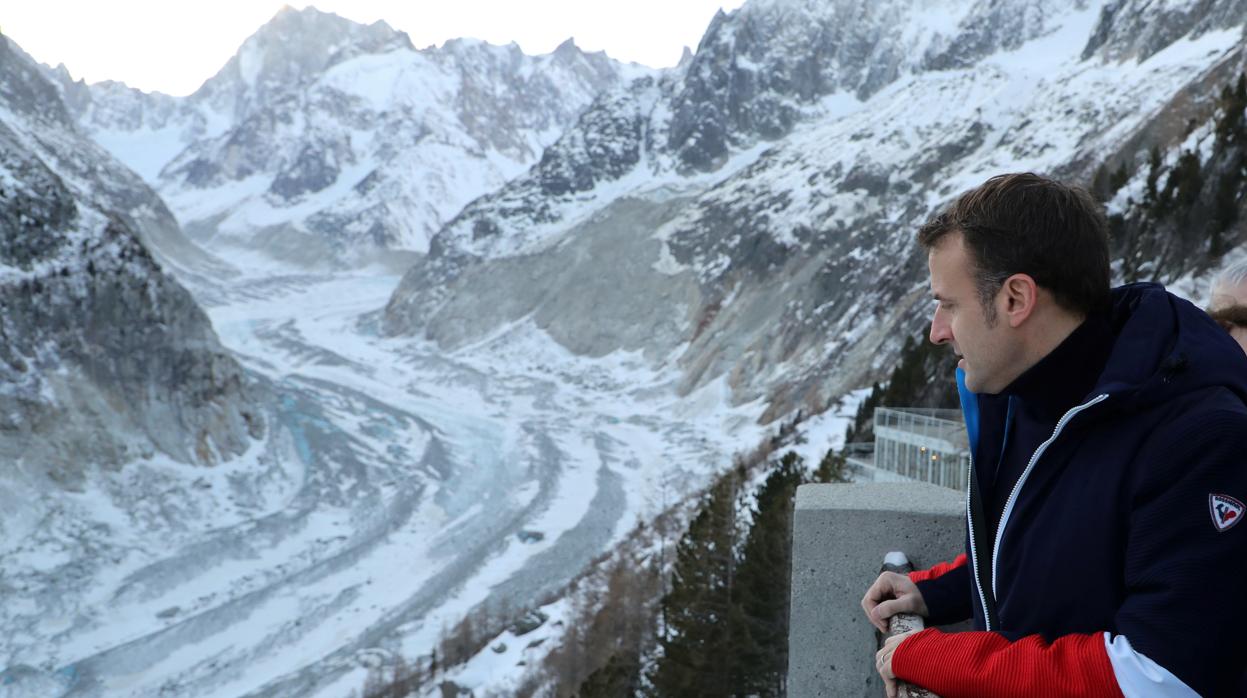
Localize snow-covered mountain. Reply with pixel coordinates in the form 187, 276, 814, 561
386, 0, 1247, 429
0, 35, 262, 487
54, 6, 650, 265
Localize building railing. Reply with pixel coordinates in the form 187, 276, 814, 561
871, 408, 969, 492
877, 407, 965, 422
874, 408, 968, 449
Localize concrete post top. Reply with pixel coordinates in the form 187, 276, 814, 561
796, 482, 964, 516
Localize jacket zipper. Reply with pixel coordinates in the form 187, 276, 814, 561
965, 450, 993, 629
988, 393, 1110, 603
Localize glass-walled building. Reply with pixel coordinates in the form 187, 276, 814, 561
870, 407, 970, 491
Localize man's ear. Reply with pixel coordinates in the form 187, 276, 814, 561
1001, 273, 1038, 328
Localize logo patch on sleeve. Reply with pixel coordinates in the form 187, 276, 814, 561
1210, 494, 1244, 533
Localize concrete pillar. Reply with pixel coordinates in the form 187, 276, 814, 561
787, 482, 965, 698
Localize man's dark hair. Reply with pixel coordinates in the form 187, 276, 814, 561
917, 173, 1111, 322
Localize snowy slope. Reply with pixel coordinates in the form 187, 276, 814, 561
386, 0, 1247, 422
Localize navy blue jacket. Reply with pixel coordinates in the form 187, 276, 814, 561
912, 283, 1247, 696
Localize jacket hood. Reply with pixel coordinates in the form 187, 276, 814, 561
1093, 282, 1247, 411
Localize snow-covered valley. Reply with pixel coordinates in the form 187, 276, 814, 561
0, 245, 781, 697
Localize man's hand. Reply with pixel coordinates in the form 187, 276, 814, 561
876, 629, 918, 698
861, 571, 929, 633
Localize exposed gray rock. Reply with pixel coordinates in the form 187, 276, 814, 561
1082, 0, 1247, 62
385, 194, 701, 362
666, 0, 1074, 172
923, 0, 1084, 71
268, 142, 344, 199
422, 77, 659, 261
11, 46, 233, 279
0, 36, 264, 490
510, 610, 549, 636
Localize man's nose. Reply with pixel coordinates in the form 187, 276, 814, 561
929, 311, 952, 346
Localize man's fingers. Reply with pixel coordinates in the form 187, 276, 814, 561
862, 572, 905, 631
877, 630, 915, 698
862, 574, 888, 607
868, 572, 906, 601
871, 596, 918, 627
869, 606, 889, 633
877, 643, 898, 698
862, 574, 890, 631
864, 606, 885, 633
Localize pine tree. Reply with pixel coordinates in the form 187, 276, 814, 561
579, 650, 642, 697
1145, 145, 1164, 212
1216, 72, 1247, 146
844, 328, 959, 445
557, 552, 658, 696
813, 447, 848, 483
648, 467, 744, 697
731, 453, 806, 697
881, 332, 960, 411
1108, 161, 1130, 196
1213, 172, 1240, 241
844, 381, 882, 443
1163, 150, 1201, 211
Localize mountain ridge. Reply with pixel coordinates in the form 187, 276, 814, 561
384, 0, 1247, 424
51, 5, 652, 264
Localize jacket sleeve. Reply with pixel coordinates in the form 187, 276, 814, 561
892, 408, 1247, 697
910, 553, 973, 626
892, 629, 1124, 698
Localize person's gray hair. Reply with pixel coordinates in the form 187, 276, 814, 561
1214, 258, 1247, 291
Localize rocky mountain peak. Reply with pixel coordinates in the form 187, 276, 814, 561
62, 9, 653, 264
665, 0, 1104, 172
553, 36, 581, 56
194, 5, 414, 118
0, 36, 76, 129
678, 45, 695, 68
249, 5, 413, 60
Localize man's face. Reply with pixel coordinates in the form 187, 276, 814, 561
927, 233, 1019, 394
1210, 279, 1247, 356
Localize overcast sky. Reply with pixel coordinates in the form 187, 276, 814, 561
4, 1, 748, 96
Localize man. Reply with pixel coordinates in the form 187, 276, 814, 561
862, 173, 1247, 697
1210, 258, 1247, 355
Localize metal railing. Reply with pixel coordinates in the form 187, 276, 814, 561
874, 408, 968, 449
872, 408, 970, 491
